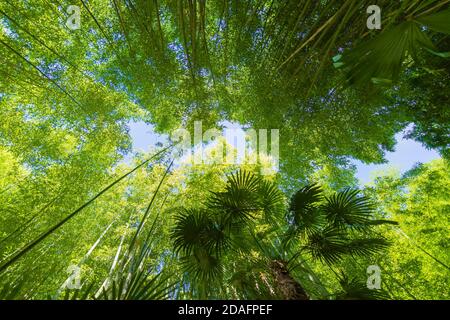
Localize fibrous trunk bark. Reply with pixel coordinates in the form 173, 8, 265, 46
269, 259, 309, 300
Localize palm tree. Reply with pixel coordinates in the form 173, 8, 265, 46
171, 170, 397, 299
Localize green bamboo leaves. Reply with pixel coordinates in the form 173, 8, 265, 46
0, 145, 173, 274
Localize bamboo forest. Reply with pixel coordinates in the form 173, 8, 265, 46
0, 0, 449, 302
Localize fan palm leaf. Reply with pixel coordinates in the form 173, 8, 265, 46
257, 179, 285, 221
181, 248, 222, 283
416, 8, 450, 34
207, 171, 283, 224
322, 188, 397, 230
334, 8, 450, 86
334, 275, 389, 300
287, 184, 324, 235
335, 21, 434, 85
97, 270, 173, 300
303, 226, 349, 265
171, 208, 229, 256
345, 238, 390, 258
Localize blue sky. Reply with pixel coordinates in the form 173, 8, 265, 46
353, 130, 440, 184
127, 121, 440, 185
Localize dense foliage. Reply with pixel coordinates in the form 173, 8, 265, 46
0, 0, 448, 299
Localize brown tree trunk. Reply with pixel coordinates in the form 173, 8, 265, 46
269, 259, 309, 300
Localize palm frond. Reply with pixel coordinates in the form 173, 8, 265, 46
366, 219, 399, 226
334, 275, 389, 300
257, 179, 285, 221
97, 270, 173, 300
345, 238, 390, 258
60, 282, 96, 300
287, 184, 325, 235
303, 226, 348, 265
322, 188, 376, 230
208, 189, 258, 224
416, 8, 450, 34
207, 171, 262, 224
226, 170, 261, 194
334, 19, 443, 86
171, 208, 229, 256
181, 248, 222, 283
303, 226, 389, 264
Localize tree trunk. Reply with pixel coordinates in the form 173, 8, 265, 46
269, 259, 309, 300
